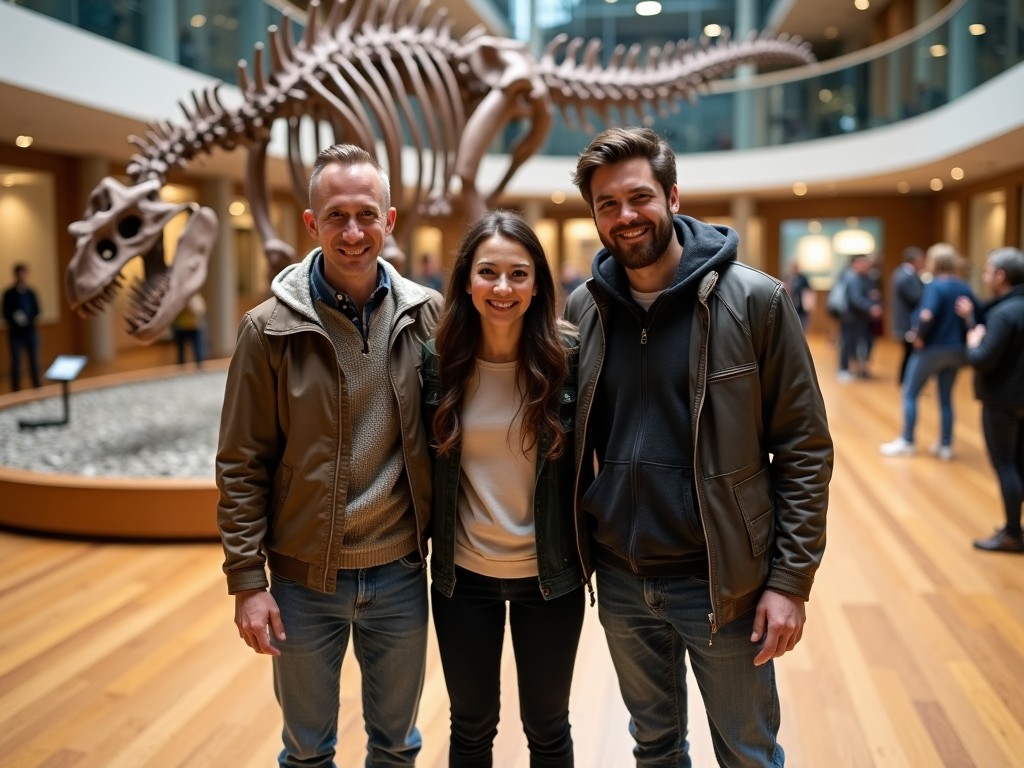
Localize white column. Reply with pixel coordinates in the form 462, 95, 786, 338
143, 1, 176, 63
201, 178, 237, 359
77, 156, 117, 363
732, 0, 758, 149
730, 195, 760, 269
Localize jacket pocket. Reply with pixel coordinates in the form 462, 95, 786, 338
732, 467, 773, 557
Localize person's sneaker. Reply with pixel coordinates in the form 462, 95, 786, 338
929, 443, 954, 461
973, 528, 1024, 553
879, 438, 916, 457
837, 370, 855, 383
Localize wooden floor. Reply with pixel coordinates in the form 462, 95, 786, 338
1, 335, 1022, 767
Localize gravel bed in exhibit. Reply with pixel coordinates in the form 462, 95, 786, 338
0, 371, 226, 479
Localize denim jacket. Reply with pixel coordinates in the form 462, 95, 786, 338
421, 333, 584, 600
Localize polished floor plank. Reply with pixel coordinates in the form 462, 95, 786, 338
1, 335, 1023, 766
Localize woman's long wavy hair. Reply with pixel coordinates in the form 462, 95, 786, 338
432, 210, 569, 460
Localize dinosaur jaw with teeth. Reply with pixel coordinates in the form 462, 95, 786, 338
67, 178, 217, 344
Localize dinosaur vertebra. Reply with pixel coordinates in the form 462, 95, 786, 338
67, 0, 813, 343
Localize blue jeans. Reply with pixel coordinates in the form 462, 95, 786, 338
270, 556, 429, 768
596, 564, 784, 768
431, 567, 584, 768
901, 346, 965, 446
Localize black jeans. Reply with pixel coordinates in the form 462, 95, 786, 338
8, 328, 41, 390
982, 405, 1024, 535
431, 567, 584, 768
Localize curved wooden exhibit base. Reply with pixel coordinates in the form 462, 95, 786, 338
0, 364, 222, 540
0, 467, 218, 539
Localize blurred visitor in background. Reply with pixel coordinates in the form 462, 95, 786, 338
3, 263, 42, 391
880, 243, 976, 461
960, 247, 1024, 553
890, 246, 925, 385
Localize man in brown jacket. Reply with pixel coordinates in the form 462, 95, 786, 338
216, 144, 441, 767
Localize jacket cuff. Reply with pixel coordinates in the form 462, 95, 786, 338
765, 567, 813, 601
226, 567, 270, 595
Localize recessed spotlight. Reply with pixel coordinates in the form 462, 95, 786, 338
636, 1, 662, 16
793, 182, 808, 196
229, 201, 248, 216
854, 0, 870, 10
704, 24, 722, 38
190, 14, 206, 28
551, 191, 566, 204
15, 135, 33, 148
950, 167, 965, 180
818, 89, 834, 103
897, 181, 910, 193
824, 26, 839, 40
930, 178, 944, 191
968, 23, 986, 35
930, 44, 948, 57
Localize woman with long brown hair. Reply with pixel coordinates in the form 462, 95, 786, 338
422, 209, 584, 767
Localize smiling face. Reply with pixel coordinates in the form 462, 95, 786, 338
590, 157, 679, 271
302, 161, 396, 296
467, 234, 537, 340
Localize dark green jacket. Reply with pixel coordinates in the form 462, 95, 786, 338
421, 334, 584, 600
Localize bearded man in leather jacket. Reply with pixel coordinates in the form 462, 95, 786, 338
564, 127, 833, 768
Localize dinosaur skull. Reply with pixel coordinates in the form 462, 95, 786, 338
67, 177, 217, 343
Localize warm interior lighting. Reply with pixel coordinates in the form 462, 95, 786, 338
930, 44, 948, 57
808, 220, 822, 234
635, 1, 662, 17
818, 89, 833, 103
15, 135, 34, 148
968, 23, 986, 35
950, 167, 965, 180
229, 201, 248, 216
796, 234, 833, 272
854, 0, 870, 10
551, 190, 566, 204
824, 26, 839, 40
792, 182, 808, 196
833, 228, 876, 256
897, 181, 910, 193
704, 24, 722, 38
930, 178, 944, 191
190, 14, 207, 28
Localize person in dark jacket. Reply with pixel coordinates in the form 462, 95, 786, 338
2, 263, 42, 391
564, 127, 833, 767
422, 210, 584, 767
963, 247, 1024, 553
838, 253, 882, 381
890, 246, 925, 384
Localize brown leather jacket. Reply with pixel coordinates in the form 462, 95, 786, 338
216, 255, 442, 595
565, 260, 833, 631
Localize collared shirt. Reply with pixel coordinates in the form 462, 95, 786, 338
309, 251, 391, 347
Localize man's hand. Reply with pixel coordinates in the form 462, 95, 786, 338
966, 323, 987, 349
750, 589, 806, 666
234, 589, 286, 656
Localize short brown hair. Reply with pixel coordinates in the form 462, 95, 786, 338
308, 144, 391, 209
571, 127, 677, 208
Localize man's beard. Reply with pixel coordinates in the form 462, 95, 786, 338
599, 214, 675, 271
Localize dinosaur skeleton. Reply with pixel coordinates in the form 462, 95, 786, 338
66, 0, 813, 343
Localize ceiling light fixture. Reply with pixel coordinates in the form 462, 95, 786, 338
635, 1, 662, 17
15, 135, 34, 148
793, 182, 808, 196
930, 178, 944, 191
551, 190, 566, 204
704, 24, 722, 38
897, 181, 910, 193
854, 0, 870, 10
930, 44, 948, 57
950, 167, 965, 180
968, 23, 986, 35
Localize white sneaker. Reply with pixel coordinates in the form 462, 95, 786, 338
930, 443, 953, 461
837, 370, 855, 383
880, 438, 916, 457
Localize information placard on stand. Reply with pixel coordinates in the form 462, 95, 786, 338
18, 355, 89, 430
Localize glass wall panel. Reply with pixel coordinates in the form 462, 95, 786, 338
0, 167, 60, 325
